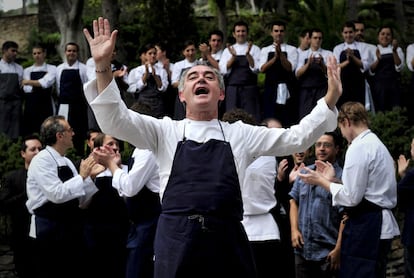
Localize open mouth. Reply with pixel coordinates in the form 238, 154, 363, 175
195, 87, 209, 95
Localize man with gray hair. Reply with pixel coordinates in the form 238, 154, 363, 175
26, 115, 100, 278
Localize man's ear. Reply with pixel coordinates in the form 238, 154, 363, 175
219, 89, 225, 101
178, 90, 186, 103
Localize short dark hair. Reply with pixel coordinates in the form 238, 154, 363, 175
65, 42, 79, 51
324, 130, 342, 148
271, 20, 286, 29
40, 115, 66, 146
209, 29, 224, 40
21, 134, 42, 152
222, 108, 257, 125
343, 21, 355, 31
233, 20, 249, 33
2, 41, 18, 52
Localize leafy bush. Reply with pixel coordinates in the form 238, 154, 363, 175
369, 107, 414, 159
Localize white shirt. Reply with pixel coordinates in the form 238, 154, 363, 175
127, 63, 168, 93
296, 47, 334, 76
406, 43, 414, 72
333, 41, 371, 72
26, 146, 98, 237
0, 59, 23, 81
171, 59, 198, 85
56, 60, 89, 95
259, 43, 298, 72
23, 63, 57, 93
241, 156, 280, 241
219, 42, 261, 74
85, 78, 337, 199
369, 44, 405, 74
329, 130, 400, 239
112, 148, 160, 197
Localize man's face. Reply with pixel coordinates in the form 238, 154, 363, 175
178, 65, 224, 115
310, 32, 323, 50
271, 25, 285, 44
21, 139, 42, 166
32, 47, 46, 65
315, 134, 338, 163
59, 120, 74, 149
3, 47, 18, 63
65, 44, 78, 65
292, 150, 309, 164
354, 23, 365, 42
342, 27, 355, 44
233, 25, 248, 44
209, 34, 223, 53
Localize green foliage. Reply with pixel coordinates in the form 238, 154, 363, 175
0, 135, 23, 180
369, 107, 414, 159
26, 27, 61, 66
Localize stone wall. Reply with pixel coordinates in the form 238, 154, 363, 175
0, 14, 38, 56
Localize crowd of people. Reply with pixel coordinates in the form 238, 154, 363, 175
0, 16, 413, 278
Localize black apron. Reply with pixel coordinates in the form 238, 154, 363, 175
338, 49, 365, 107
371, 53, 401, 112
23, 71, 54, 135
339, 199, 382, 278
137, 73, 165, 118
59, 69, 89, 156
0, 72, 22, 139
154, 123, 257, 278
225, 55, 260, 121
262, 51, 296, 125
84, 175, 129, 278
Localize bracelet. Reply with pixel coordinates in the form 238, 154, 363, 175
95, 65, 111, 73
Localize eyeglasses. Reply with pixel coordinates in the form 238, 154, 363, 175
62, 127, 74, 133
315, 142, 334, 148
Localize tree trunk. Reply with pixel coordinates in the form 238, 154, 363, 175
347, 0, 359, 20
249, 0, 256, 14
214, 0, 227, 45
101, 0, 126, 61
22, 0, 27, 15
46, 0, 87, 62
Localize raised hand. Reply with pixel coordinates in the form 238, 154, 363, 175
83, 17, 118, 67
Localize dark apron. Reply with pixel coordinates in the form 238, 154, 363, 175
154, 126, 256, 278
59, 69, 89, 156
137, 73, 165, 118
338, 49, 365, 107
23, 71, 54, 135
226, 55, 260, 121
372, 53, 401, 112
33, 158, 86, 278
340, 199, 382, 278
84, 176, 129, 278
125, 186, 161, 278
0, 73, 22, 139
262, 51, 296, 125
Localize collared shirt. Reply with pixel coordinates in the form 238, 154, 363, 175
85, 78, 337, 199
219, 42, 261, 74
127, 63, 169, 93
23, 63, 57, 93
171, 59, 198, 85
295, 47, 333, 76
258, 43, 298, 72
289, 162, 343, 261
368, 44, 405, 73
241, 156, 279, 241
112, 148, 160, 197
0, 59, 23, 82
332, 41, 371, 72
330, 129, 400, 239
26, 146, 98, 237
